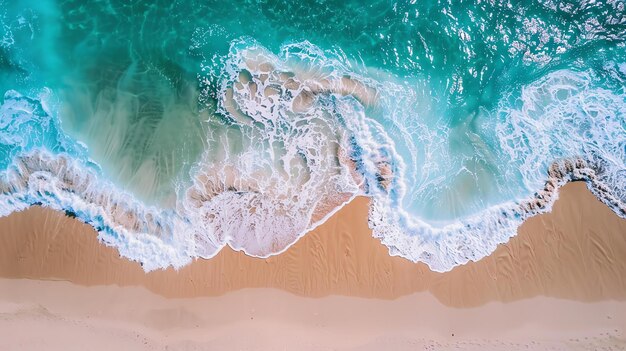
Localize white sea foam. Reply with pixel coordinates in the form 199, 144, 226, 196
367, 68, 626, 271
0, 42, 367, 269
0, 41, 624, 273
187, 41, 364, 257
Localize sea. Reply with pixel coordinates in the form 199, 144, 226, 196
1, 0, 624, 271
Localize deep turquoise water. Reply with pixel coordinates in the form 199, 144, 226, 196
0, 0, 625, 271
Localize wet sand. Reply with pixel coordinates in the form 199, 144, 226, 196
0, 182, 625, 349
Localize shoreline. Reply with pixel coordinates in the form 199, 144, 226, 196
0, 182, 624, 305
1, 181, 626, 349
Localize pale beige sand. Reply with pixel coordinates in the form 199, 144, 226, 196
0, 278, 624, 350
0, 182, 625, 349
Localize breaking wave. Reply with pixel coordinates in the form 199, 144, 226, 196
1, 40, 624, 272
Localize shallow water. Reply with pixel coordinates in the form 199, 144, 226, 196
1, 0, 625, 271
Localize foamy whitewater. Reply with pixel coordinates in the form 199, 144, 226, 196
1, 0, 625, 271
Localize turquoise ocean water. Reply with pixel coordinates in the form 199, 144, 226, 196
1, 0, 625, 271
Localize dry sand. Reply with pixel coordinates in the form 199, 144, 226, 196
1, 279, 624, 350
0, 182, 625, 350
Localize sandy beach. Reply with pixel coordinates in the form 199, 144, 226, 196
0, 182, 625, 350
